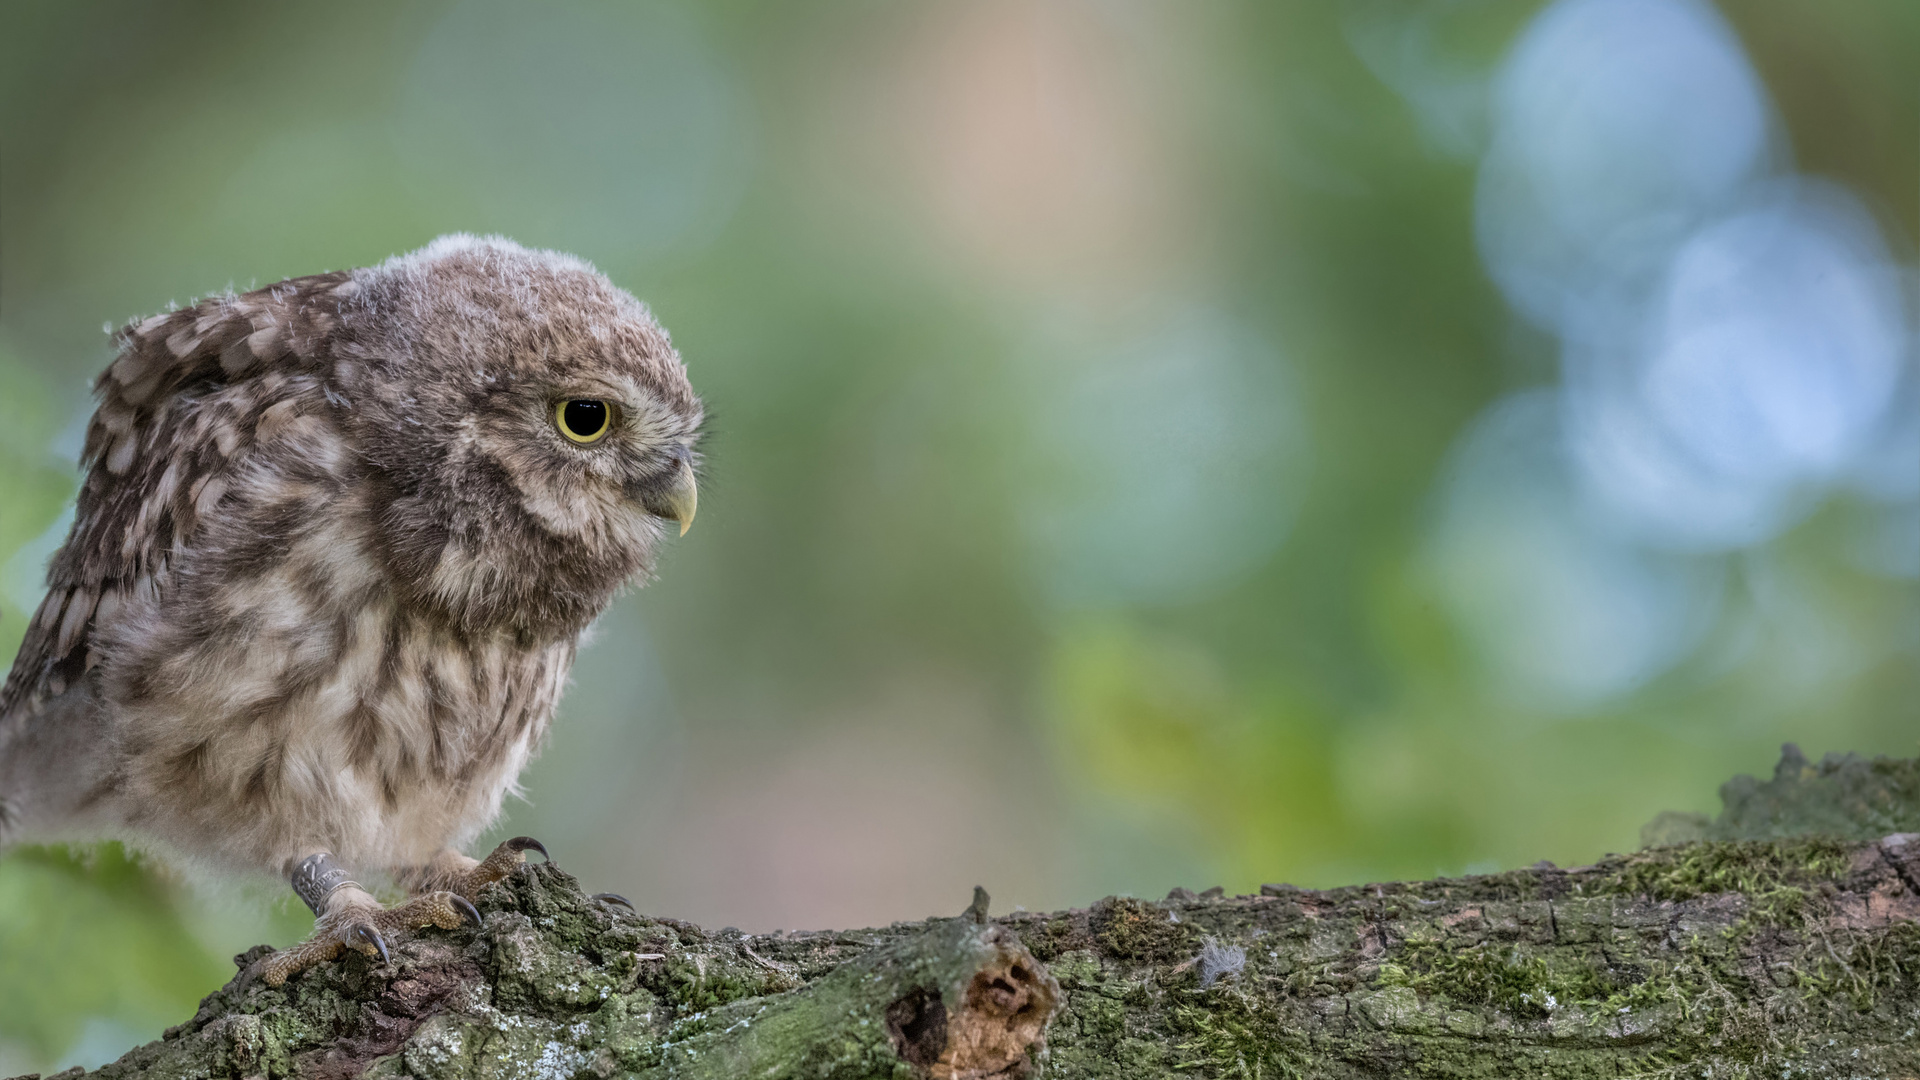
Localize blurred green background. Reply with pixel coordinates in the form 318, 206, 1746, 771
2, 0, 1915, 1069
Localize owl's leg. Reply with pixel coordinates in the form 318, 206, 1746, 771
249, 852, 481, 987
400, 837, 635, 911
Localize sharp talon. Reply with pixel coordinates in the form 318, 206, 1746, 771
452, 894, 482, 926
593, 892, 635, 912
356, 926, 391, 967
506, 836, 549, 862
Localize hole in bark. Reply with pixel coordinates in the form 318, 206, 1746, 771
941, 952, 1057, 1077
886, 986, 949, 1068
983, 977, 1019, 1011
967, 965, 1040, 1022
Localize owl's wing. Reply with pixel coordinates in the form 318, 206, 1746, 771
0, 272, 352, 718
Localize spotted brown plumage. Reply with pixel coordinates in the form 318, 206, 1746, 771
0, 235, 702, 984
3, 272, 345, 716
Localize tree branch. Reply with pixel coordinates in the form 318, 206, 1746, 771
28, 749, 1920, 1079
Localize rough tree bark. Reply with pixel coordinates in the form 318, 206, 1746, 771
26, 748, 1920, 1080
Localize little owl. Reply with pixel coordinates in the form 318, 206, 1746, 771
0, 235, 701, 985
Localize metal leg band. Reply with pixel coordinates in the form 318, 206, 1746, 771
291, 852, 360, 916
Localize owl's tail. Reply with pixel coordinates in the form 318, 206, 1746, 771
0, 721, 20, 851
0, 681, 115, 850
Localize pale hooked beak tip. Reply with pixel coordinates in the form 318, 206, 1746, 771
643, 454, 698, 537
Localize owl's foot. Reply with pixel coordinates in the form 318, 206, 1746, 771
461, 835, 548, 895
250, 886, 480, 988
466, 838, 630, 913
400, 834, 550, 900
402, 839, 633, 914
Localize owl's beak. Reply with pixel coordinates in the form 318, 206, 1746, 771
641, 453, 698, 536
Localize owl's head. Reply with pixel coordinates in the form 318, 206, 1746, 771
336, 235, 703, 638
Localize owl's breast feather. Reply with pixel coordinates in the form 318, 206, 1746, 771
101, 507, 574, 873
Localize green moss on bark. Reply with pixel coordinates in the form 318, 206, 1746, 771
47, 746, 1920, 1079
42, 840, 1920, 1080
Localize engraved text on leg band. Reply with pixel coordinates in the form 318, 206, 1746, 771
291, 852, 360, 915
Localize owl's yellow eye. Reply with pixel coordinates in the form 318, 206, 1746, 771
555, 399, 612, 444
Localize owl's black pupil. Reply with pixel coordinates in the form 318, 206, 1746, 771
564, 399, 606, 435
